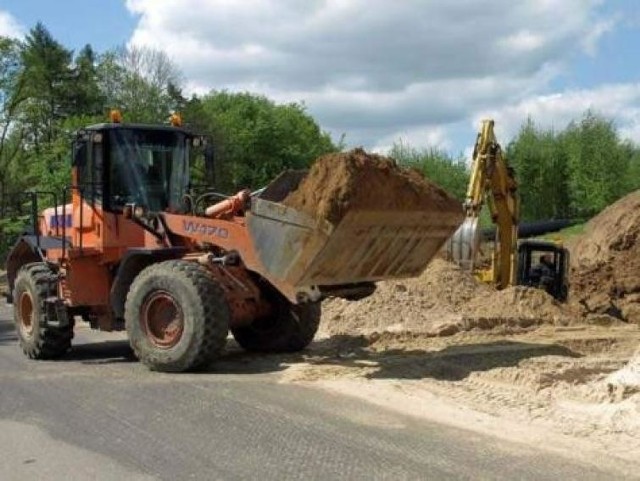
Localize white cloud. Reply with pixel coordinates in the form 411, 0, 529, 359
582, 16, 618, 56
473, 83, 640, 143
125, 0, 619, 149
372, 125, 453, 154
0, 10, 24, 38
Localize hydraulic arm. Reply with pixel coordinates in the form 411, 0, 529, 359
449, 119, 519, 288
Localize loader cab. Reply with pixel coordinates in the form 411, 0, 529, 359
72, 122, 199, 214
516, 240, 569, 302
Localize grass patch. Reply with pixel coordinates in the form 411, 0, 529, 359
538, 223, 585, 242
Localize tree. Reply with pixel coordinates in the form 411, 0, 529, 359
70, 44, 104, 115
508, 111, 639, 220
97, 45, 182, 123
562, 111, 631, 217
390, 142, 469, 200
506, 118, 571, 220
0, 36, 26, 211
20, 23, 74, 147
196, 91, 338, 191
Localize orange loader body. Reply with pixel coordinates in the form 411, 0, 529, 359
4, 119, 461, 372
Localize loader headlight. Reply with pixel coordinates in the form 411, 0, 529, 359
123, 203, 146, 220
134, 205, 146, 218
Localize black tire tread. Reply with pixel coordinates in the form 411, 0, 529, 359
231, 300, 320, 353
13, 262, 72, 359
125, 260, 229, 372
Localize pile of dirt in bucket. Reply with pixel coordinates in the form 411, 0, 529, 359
282, 148, 462, 225
571, 191, 640, 322
320, 258, 568, 337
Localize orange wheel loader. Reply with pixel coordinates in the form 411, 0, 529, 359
4, 115, 461, 372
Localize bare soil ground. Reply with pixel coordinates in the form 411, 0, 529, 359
274, 322, 640, 464
572, 190, 640, 321
273, 189, 640, 463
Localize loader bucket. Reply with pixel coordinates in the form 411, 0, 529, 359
246, 196, 462, 292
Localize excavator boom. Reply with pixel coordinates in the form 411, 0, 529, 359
449, 119, 569, 302
449, 119, 518, 288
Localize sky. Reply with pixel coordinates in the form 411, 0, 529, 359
1, 0, 639, 155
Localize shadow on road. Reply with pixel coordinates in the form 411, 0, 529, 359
0, 313, 135, 364
1, 302, 581, 380
207, 335, 581, 382
312, 338, 579, 381
57, 340, 136, 365
0, 320, 17, 345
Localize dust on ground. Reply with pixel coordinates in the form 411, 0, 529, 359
282, 148, 462, 225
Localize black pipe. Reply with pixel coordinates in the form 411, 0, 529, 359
481, 219, 580, 241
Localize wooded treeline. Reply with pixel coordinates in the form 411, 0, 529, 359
0, 23, 337, 256
1, 22, 640, 259
393, 113, 640, 222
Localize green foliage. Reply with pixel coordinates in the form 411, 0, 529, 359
0, 24, 341, 260
0, 215, 30, 263
2, 21, 640, 263
562, 112, 633, 216
96, 45, 182, 123
539, 223, 585, 242
506, 117, 571, 220
193, 91, 338, 190
389, 142, 469, 200
508, 112, 640, 220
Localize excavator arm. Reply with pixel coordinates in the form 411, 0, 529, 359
449, 119, 519, 289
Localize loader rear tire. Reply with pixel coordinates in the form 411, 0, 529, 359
13, 263, 73, 359
125, 260, 230, 372
231, 293, 320, 353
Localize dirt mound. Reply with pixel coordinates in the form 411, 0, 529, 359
571, 191, 640, 321
320, 258, 489, 336
463, 286, 570, 326
572, 191, 640, 268
283, 148, 461, 225
320, 258, 570, 337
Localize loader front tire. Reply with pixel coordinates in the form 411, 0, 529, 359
231, 293, 321, 353
125, 260, 230, 372
13, 263, 73, 359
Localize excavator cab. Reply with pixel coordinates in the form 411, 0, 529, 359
516, 240, 569, 302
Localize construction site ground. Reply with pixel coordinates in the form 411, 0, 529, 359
2, 301, 628, 480
283, 320, 640, 466
3, 270, 639, 471
3, 189, 640, 476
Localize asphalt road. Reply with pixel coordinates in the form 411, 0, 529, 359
0, 301, 632, 481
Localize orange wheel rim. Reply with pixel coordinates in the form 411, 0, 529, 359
140, 291, 184, 349
18, 291, 35, 337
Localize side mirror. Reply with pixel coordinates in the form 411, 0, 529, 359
204, 144, 215, 186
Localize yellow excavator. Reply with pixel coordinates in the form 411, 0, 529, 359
448, 119, 569, 301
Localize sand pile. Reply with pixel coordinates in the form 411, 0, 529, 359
463, 286, 569, 326
283, 148, 462, 225
321, 258, 568, 337
571, 191, 640, 321
321, 259, 490, 335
